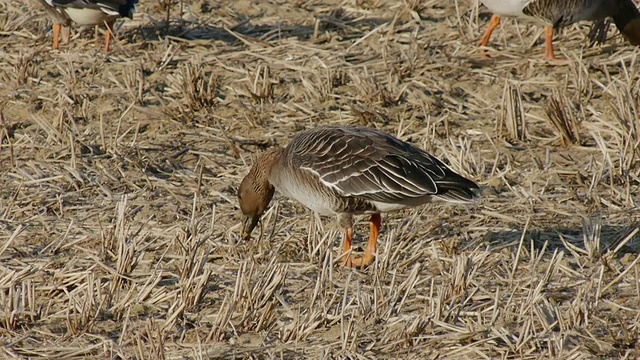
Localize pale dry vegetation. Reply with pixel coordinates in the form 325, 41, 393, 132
1, 0, 639, 358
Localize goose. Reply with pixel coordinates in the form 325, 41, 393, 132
477, 0, 640, 62
37, 0, 138, 51
238, 125, 480, 268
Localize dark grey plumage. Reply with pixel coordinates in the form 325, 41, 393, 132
284, 126, 479, 210
521, 0, 639, 33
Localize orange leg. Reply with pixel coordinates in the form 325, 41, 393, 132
53, 24, 61, 49
363, 214, 381, 265
340, 227, 354, 266
104, 20, 115, 52
478, 15, 501, 47
544, 26, 570, 64
340, 214, 381, 269
544, 26, 557, 61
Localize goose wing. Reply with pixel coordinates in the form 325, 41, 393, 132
287, 126, 471, 204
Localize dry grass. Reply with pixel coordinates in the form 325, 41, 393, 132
1, 0, 640, 358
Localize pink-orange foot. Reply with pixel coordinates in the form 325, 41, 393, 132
543, 26, 571, 65
478, 14, 501, 58
340, 214, 381, 269
104, 20, 115, 52
52, 23, 61, 49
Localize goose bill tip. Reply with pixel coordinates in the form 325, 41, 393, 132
242, 216, 260, 240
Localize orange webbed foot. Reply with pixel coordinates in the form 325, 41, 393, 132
338, 214, 381, 269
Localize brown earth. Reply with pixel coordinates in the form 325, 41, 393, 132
1, 0, 639, 358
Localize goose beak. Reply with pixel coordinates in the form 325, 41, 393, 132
242, 216, 260, 240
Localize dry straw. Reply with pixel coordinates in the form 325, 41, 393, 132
0, 0, 639, 358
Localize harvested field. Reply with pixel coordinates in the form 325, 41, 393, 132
1, 0, 640, 358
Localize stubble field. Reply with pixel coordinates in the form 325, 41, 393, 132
1, 0, 640, 358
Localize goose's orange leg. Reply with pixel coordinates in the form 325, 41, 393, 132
104, 20, 115, 52
478, 15, 500, 47
340, 227, 354, 267
363, 214, 381, 265
340, 214, 381, 269
53, 24, 61, 49
544, 26, 556, 61
544, 25, 570, 64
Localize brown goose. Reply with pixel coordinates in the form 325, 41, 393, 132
477, 0, 640, 62
238, 125, 480, 268
36, 0, 138, 51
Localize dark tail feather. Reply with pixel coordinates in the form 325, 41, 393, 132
612, 0, 640, 45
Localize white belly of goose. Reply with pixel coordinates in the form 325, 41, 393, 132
480, 0, 531, 17
370, 200, 425, 213
272, 173, 338, 216
64, 8, 119, 25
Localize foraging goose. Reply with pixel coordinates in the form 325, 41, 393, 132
238, 125, 480, 268
36, 0, 138, 51
477, 0, 640, 62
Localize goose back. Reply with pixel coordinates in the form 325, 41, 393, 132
268, 126, 479, 216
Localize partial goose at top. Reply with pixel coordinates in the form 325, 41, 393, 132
477, 0, 640, 62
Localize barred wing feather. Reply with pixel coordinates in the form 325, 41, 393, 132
288, 126, 466, 204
